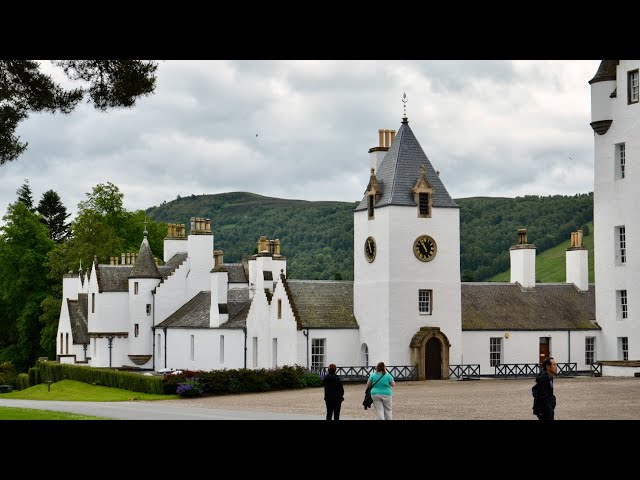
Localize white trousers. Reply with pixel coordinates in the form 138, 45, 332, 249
372, 393, 393, 420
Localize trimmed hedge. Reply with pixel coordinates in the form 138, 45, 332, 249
36, 361, 164, 394
28, 367, 41, 387
16, 373, 29, 391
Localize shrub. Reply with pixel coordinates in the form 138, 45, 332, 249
0, 362, 17, 387
176, 377, 204, 398
16, 373, 29, 390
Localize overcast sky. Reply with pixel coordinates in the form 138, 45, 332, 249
0, 60, 600, 223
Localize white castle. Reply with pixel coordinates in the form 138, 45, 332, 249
56, 60, 639, 378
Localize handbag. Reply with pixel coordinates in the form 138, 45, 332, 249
362, 371, 386, 410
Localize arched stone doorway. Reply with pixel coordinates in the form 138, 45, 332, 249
410, 327, 451, 380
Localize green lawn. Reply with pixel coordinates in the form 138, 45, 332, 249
0, 406, 108, 420
489, 222, 595, 283
0, 379, 177, 420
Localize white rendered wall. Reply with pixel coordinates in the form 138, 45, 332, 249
154, 261, 190, 324
268, 279, 298, 368
355, 205, 462, 367
601, 365, 640, 376
510, 248, 536, 288
590, 80, 615, 124
91, 336, 131, 368
296, 328, 361, 368
158, 328, 245, 371
128, 278, 159, 359
164, 238, 187, 263
62, 275, 80, 301
187, 234, 214, 298
354, 207, 391, 363
56, 300, 72, 357
245, 289, 271, 368
566, 249, 589, 291
593, 60, 640, 361
462, 330, 602, 374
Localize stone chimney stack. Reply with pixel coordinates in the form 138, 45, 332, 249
214, 250, 224, 268
509, 228, 536, 288
566, 230, 589, 291
368, 127, 392, 172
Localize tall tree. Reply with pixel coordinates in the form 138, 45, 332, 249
0, 60, 158, 164
0, 201, 55, 372
37, 189, 70, 242
15, 179, 35, 211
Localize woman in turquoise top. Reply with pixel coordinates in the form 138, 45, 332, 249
367, 361, 396, 420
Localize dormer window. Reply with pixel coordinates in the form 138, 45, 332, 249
419, 192, 430, 216
412, 164, 433, 218
365, 167, 381, 221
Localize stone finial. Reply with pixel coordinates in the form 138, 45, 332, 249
517, 228, 528, 245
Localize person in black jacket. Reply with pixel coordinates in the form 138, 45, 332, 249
323, 363, 344, 420
534, 357, 558, 420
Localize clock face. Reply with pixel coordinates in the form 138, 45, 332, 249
413, 235, 437, 262
364, 236, 376, 263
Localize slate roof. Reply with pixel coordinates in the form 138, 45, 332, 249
588, 60, 619, 84
156, 291, 250, 329
96, 265, 132, 292
285, 280, 358, 329
355, 118, 458, 212
225, 263, 248, 283
461, 283, 598, 330
130, 237, 162, 279
67, 293, 89, 344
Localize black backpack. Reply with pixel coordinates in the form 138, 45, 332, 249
531, 382, 540, 415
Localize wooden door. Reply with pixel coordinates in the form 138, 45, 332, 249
425, 337, 442, 379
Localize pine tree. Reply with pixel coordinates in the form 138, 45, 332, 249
16, 179, 35, 211
0, 60, 158, 164
37, 190, 71, 242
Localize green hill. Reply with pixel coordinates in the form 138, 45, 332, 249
146, 191, 594, 282
489, 222, 595, 283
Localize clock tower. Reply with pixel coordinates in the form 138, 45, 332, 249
353, 106, 462, 379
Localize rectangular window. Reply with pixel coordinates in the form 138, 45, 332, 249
368, 195, 374, 219
272, 338, 278, 368
278, 299, 282, 319
615, 143, 626, 180
65, 333, 69, 354
134, 324, 139, 338
619, 337, 629, 361
418, 192, 430, 217
628, 69, 639, 104
93, 337, 97, 357
134, 281, 139, 295
146, 304, 151, 316
220, 335, 225, 364
60, 333, 63, 354
157, 334, 161, 357
490, 337, 502, 367
617, 289, 628, 320
190, 335, 195, 361
616, 226, 626, 264
311, 338, 326, 369
418, 289, 432, 314
253, 337, 258, 368
92, 293, 95, 313
585, 337, 595, 365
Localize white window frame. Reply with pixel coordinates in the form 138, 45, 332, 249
585, 337, 595, 365
617, 289, 628, 320
419, 289, 432, 314
615, 143, 626, 180
616, 226, 626, 265
252, 337, 258, 368
489, 337, 502, 367
134, 281, 139, 295
619, 337, 629, 361
157, 334, 161, 357
311, 338, 326, 369
278, 299, 282, 319
272, 338, 278, 368
629, 70, 639, 104
220, 335, 224, 364
190, 334, 195, 361
134, 324, 139, 338
146, 304, 151, 316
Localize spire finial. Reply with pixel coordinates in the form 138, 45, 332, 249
402, 92, 408, 119
78, 259, 83, 273
420, 164, 426, 177
143, 214, 148, 238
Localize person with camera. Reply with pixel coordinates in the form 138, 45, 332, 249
366, 361, 396, 420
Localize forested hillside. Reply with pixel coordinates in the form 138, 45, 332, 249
146, 192, 594, 281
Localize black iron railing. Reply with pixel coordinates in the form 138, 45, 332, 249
449, 364, 480, 380
590, 363, 602, 376
312, 365, 417, 382
494, 362, 577, 378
